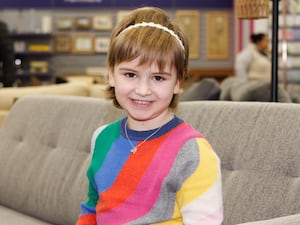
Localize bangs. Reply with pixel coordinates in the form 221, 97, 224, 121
108, 27, 185, 78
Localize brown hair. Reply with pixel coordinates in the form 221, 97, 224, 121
106, 7, 189, 110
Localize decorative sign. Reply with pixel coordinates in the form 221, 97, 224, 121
53, 0, 113, 8
176, 10, 200, 59
206, 11, 230, 60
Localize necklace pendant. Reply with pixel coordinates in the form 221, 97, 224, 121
131, 147, 137, 154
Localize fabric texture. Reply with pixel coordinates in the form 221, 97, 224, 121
0, 206, 52, 225
237, 214, 300, 225
76, 117, 223, 225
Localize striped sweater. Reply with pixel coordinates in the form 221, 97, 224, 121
76, 116, 223, 225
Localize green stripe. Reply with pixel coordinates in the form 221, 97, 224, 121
86, 119, 122, 206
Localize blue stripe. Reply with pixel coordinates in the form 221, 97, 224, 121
94, 135, 137, 193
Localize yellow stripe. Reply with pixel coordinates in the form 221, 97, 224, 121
176, 138, 219, 207
151, 138, 220, 224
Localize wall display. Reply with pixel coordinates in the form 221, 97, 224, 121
176, 10, 200, 59
94, 36, 110, 53
53, 34, 71, 53
56, 17, 73, 30
71, 33, 95, 54
117, 10, 132, 24
206, 11, 230, 60
29, 61, 48, 73
93, 15, 113, 30
75, 17, 92, 30
14, 41, 26, 53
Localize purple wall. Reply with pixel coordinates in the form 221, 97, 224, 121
0, 0, 233, 9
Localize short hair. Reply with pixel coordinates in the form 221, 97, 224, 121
250, 33, 267, 44
106, 7, 189, 111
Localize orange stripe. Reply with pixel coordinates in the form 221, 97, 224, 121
76, 214, 96, 225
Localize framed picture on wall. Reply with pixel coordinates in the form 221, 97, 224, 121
206, 11, 230, 60
74, 17, 92, 30
94, 36, 110, 53
71, 33, 95, 54
93, 15, 113, 30
176, 10, 200, 59
53, 33, 71, 53
56, 17, 73, 30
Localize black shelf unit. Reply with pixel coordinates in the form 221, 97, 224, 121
10, 32, 54, 86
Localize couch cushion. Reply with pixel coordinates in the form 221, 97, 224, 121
230, 80, 291, 102
237, 214, 300, 225
180, 78, 221, 101
0, 206, 53, 225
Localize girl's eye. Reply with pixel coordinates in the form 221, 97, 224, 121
125, 72, 136, 78
153, 75, 165, 81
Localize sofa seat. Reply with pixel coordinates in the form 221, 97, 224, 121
0, 206, 52, 225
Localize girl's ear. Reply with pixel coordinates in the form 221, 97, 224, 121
173, 79, 180, 94
108, 67, 115, 87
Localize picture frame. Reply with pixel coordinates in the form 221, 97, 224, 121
176, 10, 200, 59
71, 33, 95, 54
56, 17, 73, 30
74, 17, 92, 30
94, 36, 110, 53
117, 10, 132, 24
93, 15, 113, 30
206, 11, 230, 60
53, 33, 71, 53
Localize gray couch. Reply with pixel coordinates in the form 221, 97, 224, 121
180, 77, 292, 103
0, 95, 299, 225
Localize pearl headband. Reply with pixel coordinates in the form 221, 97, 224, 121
119, 22, 185, 51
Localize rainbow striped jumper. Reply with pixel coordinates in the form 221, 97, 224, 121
76, 116, 223, 225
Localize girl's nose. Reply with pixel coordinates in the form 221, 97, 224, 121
135, 80, 151, 96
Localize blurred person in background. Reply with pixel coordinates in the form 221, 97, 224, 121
0, 20, 16, 87
235, 33, 271, 82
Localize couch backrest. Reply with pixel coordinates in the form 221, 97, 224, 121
0, 96, 299, 225
0, 95, 125, 225
177, 101, 300, 225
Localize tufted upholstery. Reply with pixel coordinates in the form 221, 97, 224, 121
0, 96, 299, 225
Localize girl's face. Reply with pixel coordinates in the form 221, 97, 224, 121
108, 56, 180, 130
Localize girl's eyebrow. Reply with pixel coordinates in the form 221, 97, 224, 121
118, 67, 137, 72
118, 67, 172, 76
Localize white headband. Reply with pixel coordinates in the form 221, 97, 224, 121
119, 22, 185, 51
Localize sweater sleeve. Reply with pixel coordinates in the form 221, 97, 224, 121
176, 137, 223, 225
75, 128, 105, 225
75, 172, 98, 225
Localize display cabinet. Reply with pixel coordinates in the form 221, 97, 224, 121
11, 32, 53, 86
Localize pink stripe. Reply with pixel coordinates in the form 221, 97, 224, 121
191, 207, 223, 225
99, 124, 202, 224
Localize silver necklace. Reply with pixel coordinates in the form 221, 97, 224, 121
124, 119, 163, 154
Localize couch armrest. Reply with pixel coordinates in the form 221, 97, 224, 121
237, 214, 300, 225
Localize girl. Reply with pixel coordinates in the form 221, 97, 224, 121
76, 7, 223, 225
